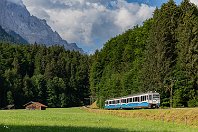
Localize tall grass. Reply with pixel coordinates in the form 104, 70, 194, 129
0, 108, 197, 132
84, 107, 198, 127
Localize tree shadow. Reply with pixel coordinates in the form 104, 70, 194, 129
0, 125, 162, 132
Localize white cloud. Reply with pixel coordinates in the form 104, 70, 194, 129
22, 0, 155, 51
190, 0, 198, 6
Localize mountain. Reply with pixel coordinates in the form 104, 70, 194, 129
0, 25, 14, 42
6, 30, 29, 44
0, 25, 27, 44
0, 0, 83, 52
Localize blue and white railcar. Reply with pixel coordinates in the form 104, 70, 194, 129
104, 91, 160, 109
104, 98, 122, 109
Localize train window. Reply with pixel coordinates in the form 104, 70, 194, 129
133, 98, 135, 102
127, 98, 132, 103
141, 96, 144, 101
127, 98, 130, 102
143, 96, 146, 101
116, 100, 120, 104
149, 95, 152, 100
122, 99, 127, 103
141, 96, 145, 101
130, 98, 132, 102
141, 96, 146, 101
134, 97, 139, 102
153, 94, 160, 99
146, 95, 148, 100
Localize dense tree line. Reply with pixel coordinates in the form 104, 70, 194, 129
90, 0, 198, 108
0, 42, 90, 108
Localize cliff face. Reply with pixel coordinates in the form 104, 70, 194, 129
0, 25, 28, 44
0, 0, 83, 52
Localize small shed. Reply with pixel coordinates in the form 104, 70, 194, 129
24, 101, 47, 110
2, 104, 15, 110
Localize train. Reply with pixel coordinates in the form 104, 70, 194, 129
104, 91, 160, 109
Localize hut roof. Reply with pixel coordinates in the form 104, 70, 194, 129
23, 101, 47, 107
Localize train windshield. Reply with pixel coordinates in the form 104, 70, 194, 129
153, 94, 160, 100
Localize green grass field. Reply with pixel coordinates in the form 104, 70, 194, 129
0, 108, 197, 132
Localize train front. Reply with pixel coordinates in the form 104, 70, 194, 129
148, 92, 160, 108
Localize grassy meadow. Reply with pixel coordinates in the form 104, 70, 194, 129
0, 108, 197, 132
85, 107, 198, 127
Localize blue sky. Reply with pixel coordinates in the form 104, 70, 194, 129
127, 0, 166, 6
21, 0, 190, 53
127, 0, 182, 6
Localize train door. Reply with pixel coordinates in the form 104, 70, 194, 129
148, 94, 153, 108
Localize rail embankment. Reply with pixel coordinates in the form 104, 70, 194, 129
83, 107, 198, 127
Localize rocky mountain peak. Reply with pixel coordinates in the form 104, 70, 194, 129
0, 0, 83, 53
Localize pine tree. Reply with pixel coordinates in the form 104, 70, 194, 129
142, 1, 179, 107
7, 91, 14, 104
174, 0, 198, 107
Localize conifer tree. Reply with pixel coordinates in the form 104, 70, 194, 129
142, 0, 179, 105
174, 0, 198, 107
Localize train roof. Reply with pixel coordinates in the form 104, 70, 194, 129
105, 91, 159, 101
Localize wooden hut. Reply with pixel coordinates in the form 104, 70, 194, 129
2, 104, 15, 110
24, 101, 47, 110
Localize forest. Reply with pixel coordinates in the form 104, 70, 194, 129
0, 43, 90, 108
90, 0, 198, 108
0, 0, 197, 109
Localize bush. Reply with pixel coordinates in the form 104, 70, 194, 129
161, 98, 170, 107
173, 89, 185, 108
188, 99, 198, 107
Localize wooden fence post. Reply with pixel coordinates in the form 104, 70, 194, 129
185, 116, 187, 126
162, 115, 164, 122
172, 116, 174, 124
